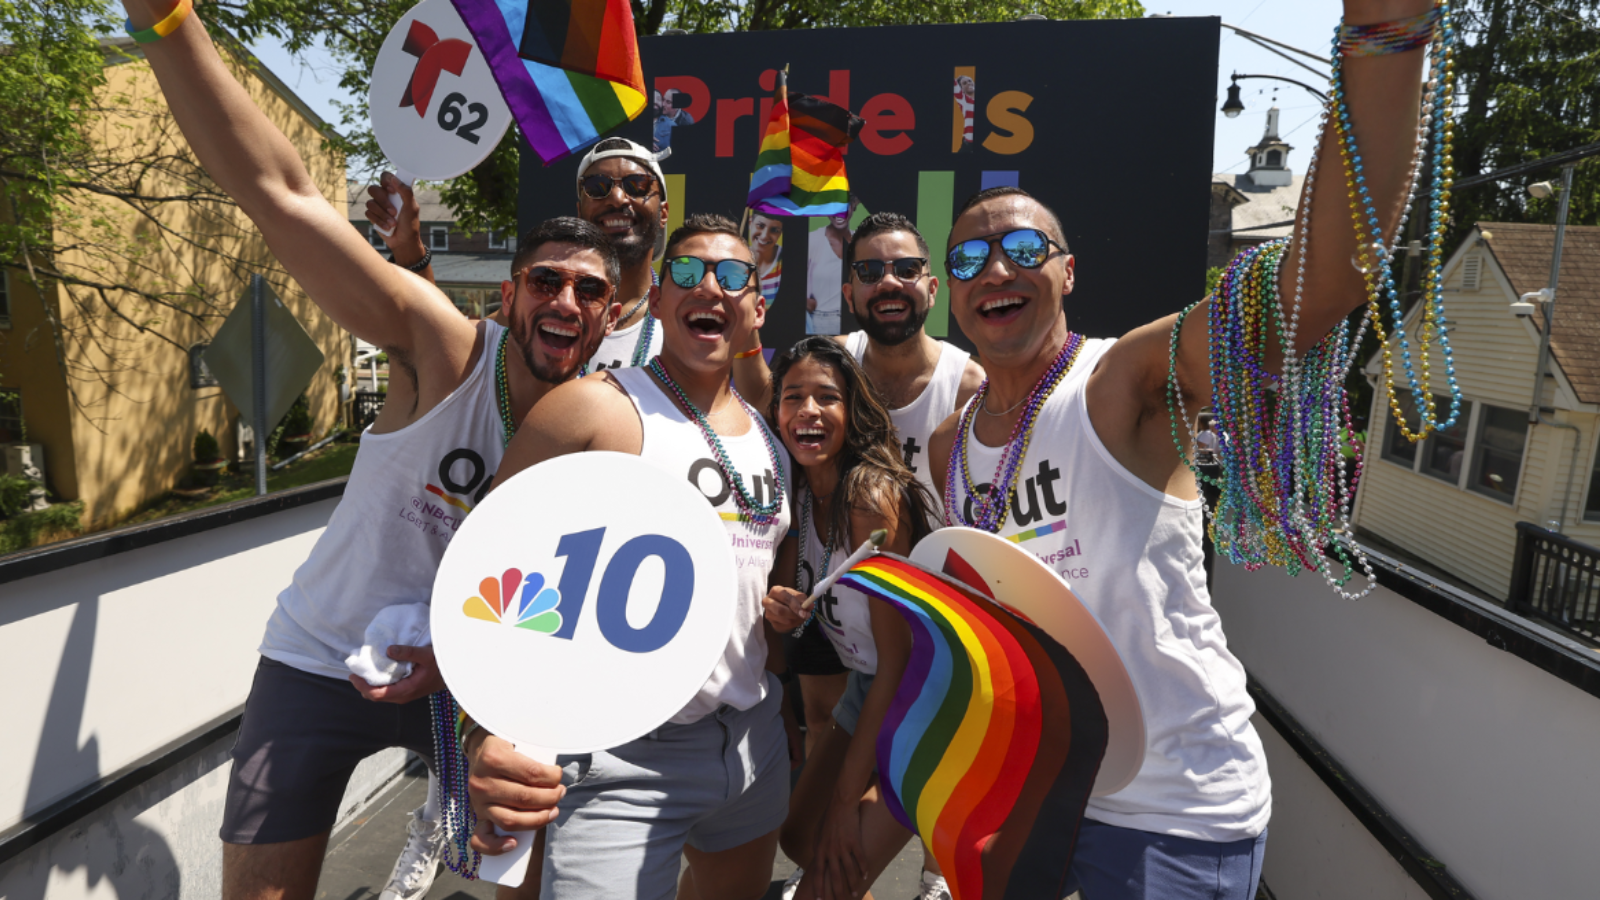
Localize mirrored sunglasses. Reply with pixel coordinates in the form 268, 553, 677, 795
945, 228, 1064, 282
665, 256, 758, 292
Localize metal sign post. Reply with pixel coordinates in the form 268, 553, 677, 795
251, 274, 270, 496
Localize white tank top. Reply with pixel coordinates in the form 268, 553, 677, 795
797, 487, 877, 674
587, 312, 664, 373
948, 338, 1271, 842
260, 322, 508, 680
611, 366, 792, 722
844, 331, 969, 515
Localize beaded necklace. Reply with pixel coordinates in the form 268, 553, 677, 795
792, 484, 834, 637
945, 332, 1086, 532
1164, 5, 1454, 598
577, 266, 660, 377
646, 356, 786, 526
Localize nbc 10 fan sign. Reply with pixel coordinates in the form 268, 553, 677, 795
429, 452, 737, 757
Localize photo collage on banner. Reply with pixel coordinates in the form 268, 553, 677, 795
519, 17, 1221, 353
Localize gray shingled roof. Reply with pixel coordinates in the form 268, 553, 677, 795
1213, 172, 1304, 240
1479, 221, 1600, 405
431, 253, 515, 286
346, 181, 454, 223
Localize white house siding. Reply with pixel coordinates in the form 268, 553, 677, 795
1353, 236, 1600, 598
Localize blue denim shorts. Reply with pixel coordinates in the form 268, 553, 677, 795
1065, 819, 1267, 900
831, 669, 875, 736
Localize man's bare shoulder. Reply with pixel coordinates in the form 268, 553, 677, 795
956, 357, 986, 408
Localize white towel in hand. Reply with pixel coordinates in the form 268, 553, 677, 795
345, 603, 431, 685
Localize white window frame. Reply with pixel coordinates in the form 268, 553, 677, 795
1583, 429, 1600, 523
1465, 403, 1528, 505
487, 230, 509, 251
430, 226, 450, 251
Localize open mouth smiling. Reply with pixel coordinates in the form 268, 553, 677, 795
685, 307, 728, 339
790, 424, 828, 451
536, 319, 581, 353
977, 294, 1029, 321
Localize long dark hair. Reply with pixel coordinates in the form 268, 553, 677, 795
768, 336, 938, 548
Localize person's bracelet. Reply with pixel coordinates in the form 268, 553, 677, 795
125, 0, 193, 44
396, 246, 432, 273
734, 343, 763, 359
1337, 6, 1442, 57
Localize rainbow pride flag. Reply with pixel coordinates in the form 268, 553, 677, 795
837, 553, 1108, 900
747, 68, 862, 217
451, 0, 647, 165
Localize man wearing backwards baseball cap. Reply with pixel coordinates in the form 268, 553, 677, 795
367, 137, 666, 375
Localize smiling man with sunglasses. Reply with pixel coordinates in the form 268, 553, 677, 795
572, 138, 669, 373
465, 213, 799, 900
927, 2, 1437, 891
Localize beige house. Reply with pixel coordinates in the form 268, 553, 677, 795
0, 37, 350, 529
1353, 222, 1600, 599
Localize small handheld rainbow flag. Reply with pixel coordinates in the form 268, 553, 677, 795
450, 0, 647, 165
747, 67, 862, 217
836, 553, 1108, 900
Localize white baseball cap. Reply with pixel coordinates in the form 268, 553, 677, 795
576, 139, 669, 258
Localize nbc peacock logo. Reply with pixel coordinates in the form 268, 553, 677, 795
462, 568, 563, 634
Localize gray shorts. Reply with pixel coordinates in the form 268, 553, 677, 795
833, 669, 875, 736
541, 674, 789, 899
220, 657, 435, 844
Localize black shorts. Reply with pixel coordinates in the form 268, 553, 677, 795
786, 622, 847, 676
220, 657, 434, 844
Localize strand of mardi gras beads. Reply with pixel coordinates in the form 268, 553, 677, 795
1164, 5, 1454, 595
1334, 1, 1461, 443
431, 691, 482, 878
945, 332, 1086, 532
577, 266, 660, 377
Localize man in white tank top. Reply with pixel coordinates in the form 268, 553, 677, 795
369, 138, 665, 375
465, 214, 798, 900
126, 15, 628, 889
735, 213, 983, 509
929, 28, 1437, 890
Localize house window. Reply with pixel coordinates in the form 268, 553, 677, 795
367, 225, 387, 248
1469, 405, 1528, 502
0, 389, 20, 443
1420, 396, 1469, 483
1585, 434, 1600, 522
1381, 392, 1421, 467
0, 268, 10, 328
487, 230, 509, 251
1266, 149, 1282, 167
189, 343, 219, 388
430, 227, 449, 251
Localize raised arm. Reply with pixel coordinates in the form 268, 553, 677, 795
121, 0, 470, 361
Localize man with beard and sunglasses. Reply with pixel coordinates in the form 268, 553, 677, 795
366, 138, 665, 375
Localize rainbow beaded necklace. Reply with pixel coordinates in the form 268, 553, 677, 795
647, 356, 786, 527
945, 331, 1086, 532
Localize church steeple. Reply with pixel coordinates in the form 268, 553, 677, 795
1244, 106, 1293, 188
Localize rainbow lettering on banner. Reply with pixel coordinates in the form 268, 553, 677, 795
462, 567, 564, 633
836, 553, 1107, 900
450, 0, 646, 165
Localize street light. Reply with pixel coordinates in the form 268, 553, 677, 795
1528, 181, 1556, 200
1222, 82, 1245, 118
1221, 73, 1329, 117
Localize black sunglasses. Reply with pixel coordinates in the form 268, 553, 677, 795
850, 257, 929, 285
517, 265, 613, 309
665, 256, 759, 292
578, 173, 656, 201
945, 228, 1065, 281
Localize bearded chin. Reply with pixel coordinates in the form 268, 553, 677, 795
613, 217, 660, 269
861, 303, 929, 347
511, 316, 601, 384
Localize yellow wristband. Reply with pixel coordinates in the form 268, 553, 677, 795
734, 345, 763, 360
125, 0, 193, 44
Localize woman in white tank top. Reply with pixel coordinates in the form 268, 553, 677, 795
760, 337, 946, 900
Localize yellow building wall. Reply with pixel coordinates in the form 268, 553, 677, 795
0, 249, 81, 505
13, 45, 349, 528
1353, 241, 1600, 598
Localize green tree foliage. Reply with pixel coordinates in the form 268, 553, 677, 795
1449, 0, 1600, 244
208, 0, 1143, 234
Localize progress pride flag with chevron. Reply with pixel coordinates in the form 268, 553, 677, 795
451, 0, 647, 164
